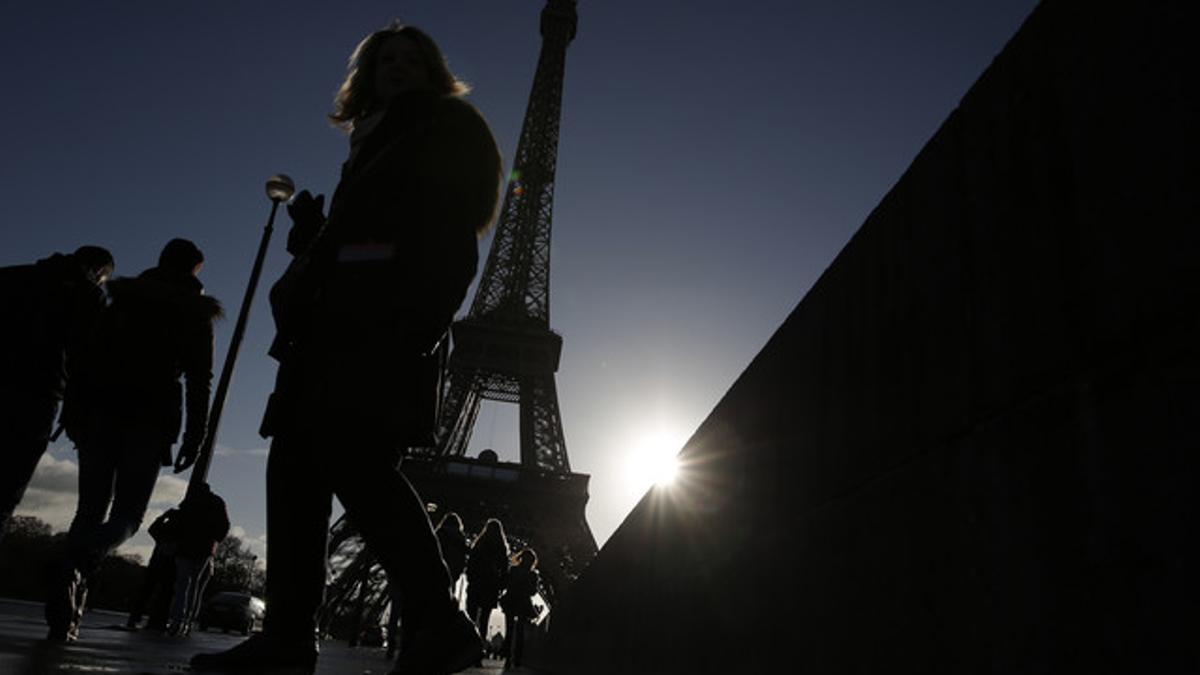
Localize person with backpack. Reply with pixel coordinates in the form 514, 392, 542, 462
46, 238, 221, 641
166, 482, 230, 636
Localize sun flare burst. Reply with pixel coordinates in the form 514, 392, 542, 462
626, 429, 685, 490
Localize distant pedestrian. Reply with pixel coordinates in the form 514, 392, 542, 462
435, 512, 469, 585
126, 508, 182, 630
465, 518, 510, 635
0, 246, 113, 541
499, 548, 541, 670
167, 482, 230, 636
46, 238, 221, 641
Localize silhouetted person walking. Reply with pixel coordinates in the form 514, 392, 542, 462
191, 22, 501, 675
436, 512, 469, 586
127, 508, 182, 630
466, 518, 510, 637
168, 482, 230, 636
0, 246, 113, 541
499, 548, 541, 670
47, 238, 220, 641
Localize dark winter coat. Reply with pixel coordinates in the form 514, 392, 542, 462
466, 535, 510, 606
64, 267, 221, 464
262, 90, 501, 445
0, 253, 106, 416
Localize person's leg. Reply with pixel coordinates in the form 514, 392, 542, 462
168, 555, 203, 632
187, 556, 213, 628
65, 436, 118, 551
127, 547, 164, 627
261, 433, 333, 642
47, 430, 117, 639
146, 551, 176, 630
504, 615, 516, 667
80, 429, 164, 570
328, 440, 479, 673
328, 448, 456, 635
0, 392, 56, 540
191, 432, 330, 671
513, 618, 526, 667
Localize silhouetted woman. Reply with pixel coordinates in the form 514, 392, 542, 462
499, 548, 541, 670
192, 22, 501, 675
465, 518, 510, 636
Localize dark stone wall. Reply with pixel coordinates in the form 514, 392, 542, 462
540, 1, 1198, 672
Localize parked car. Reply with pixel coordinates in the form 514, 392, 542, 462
197, 592, 265, 635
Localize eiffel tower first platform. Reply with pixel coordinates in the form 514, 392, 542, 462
403, 0, 596, 603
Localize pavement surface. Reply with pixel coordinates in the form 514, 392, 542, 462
0, 599, 515, 675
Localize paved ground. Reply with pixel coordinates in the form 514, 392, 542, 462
0, 599, 516, 675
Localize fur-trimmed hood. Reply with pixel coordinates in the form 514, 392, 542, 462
107, 267, 223, 324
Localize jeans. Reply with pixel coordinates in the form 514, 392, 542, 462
65, 423, 168, 576
170, 555, 212, 626
128, 544, 176, 626
0, 391, 57, 540
262, 428, 456, 642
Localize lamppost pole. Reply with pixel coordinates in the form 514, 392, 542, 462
188, 175, 295, 493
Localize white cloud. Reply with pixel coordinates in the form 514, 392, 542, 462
14, 453, 81, 531
120, 543, 154, 564
149, 474, 189, 509
227, 524, 267, 560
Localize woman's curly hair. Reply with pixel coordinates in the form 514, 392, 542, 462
329, 22, 469, 132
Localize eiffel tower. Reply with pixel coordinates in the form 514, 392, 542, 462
403, 0, 596, 603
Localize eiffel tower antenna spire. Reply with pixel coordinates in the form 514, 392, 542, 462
470, 0, 576, 326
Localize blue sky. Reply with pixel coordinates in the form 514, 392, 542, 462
2, 0, 1038, 562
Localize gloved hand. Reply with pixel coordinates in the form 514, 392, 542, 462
174, 437, 201, 473
286, 190, 326, 254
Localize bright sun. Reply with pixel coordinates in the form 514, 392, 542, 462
626, 429, 684, 489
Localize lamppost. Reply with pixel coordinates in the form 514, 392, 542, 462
245, 554, 259, 593
188, 174, 295, 493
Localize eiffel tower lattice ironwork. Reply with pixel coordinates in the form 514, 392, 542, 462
405, 0, 597, 602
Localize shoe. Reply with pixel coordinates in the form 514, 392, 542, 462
390, 610, 481, 675
191, 634, 318, 672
